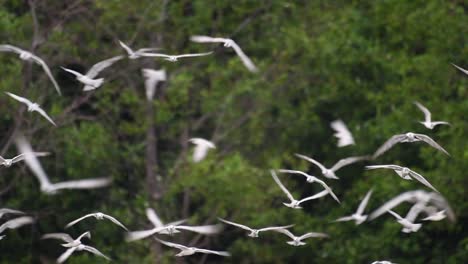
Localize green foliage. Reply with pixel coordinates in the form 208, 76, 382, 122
0, 0, 466, 263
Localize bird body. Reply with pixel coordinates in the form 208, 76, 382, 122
330, 119, 355, 147
334, 189, 373, 225
190, 35, 258, 72
189, 138, 216, 162
278, 169, 340, 203
66, 212, 128, 230
366, 165, 438, 192
295, 154, 369, 180
0, 44, 61, 95
155, 238, 230, 257
373, 132, 449, 158
274, 228, 328, 246
387, 210, 422, 233
414, 101, 449, 129
6, 92, 56, 126
15, 136, 112, 194
218, 218, 293, 237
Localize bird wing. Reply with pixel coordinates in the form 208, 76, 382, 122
356, 189, 373, 215
119, 40, 134, 55
270, 170, 295, 202
61, 67, 83, 77
190, 35, 228, 43
452, 63, 468, 76
368, 191, 420, 220
65, 214, 94, 228
174, 51, 213, 59
0, 208, 25, 219
41, 233, 74, 243
295, 154, 327, 171
11, 152, 49, 163
299, 232, 329, 240
103, 214, 128, 231
5, 92, 33, 106
194, 248, 231, 257
414, 101, 431, 122
176, 224, 222, 235
299, 189, 329, 204
82, 245, 111, 260
387, 210, 404, 220
333, 216, 354, 222
57, 247, 77, 264
166, 219, 187, 227
125, 228, 161, 242
52, 178, 112, 191
34, 107, 57, 126
331, 155, 370, 172
365, 164, 402, 171
372, 134, 406, 159
145, 208, 164, 228
409, 170, 439, 193
154, 238, 187, 250
218, 218, 251, 231
273, 228, 296, 239
0, 44, 25, 54
0, 156, 5, 164
30, 54, 61, 95
86, 55, 124, 79
315, 179, 340, 203
330, 119, 355, 147
192, 144, 208, 162
277, 169, 310, 179
405, 203, 426, 222
14, 136, 52, 191
431, 121, 450, 126
414, 134, 449, 155
229, 41, 258, 73
142, 69, 166, 101
0, 216, 34, 233
258, 224, 294, 232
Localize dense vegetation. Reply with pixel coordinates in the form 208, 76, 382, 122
0, 0, 466, 263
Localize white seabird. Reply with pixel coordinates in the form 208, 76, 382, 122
414, 101, 450, 129
218, 218, 293, 237
334, 189, 373, 225
330, 119, 355, 147
6, 92, 56, 126
295, 154, 370, 180
190, 35, 258, 72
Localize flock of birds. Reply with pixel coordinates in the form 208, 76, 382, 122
0, 32, 463, 263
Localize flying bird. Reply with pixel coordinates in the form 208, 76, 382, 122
6, 92, 56, 126
0, 208, 25, 219
155, 238, 231, 257
15, 135, 112, 194
190, 35, 258, 72
277, 169, 340, 203
372, 132, 449, 159
371, 261, 398, 264
413, 101, 450, 129
334, 189, 373, 225
42, 231, 110, 263
366, 165, 438, 192
0, 216, 34, 236
330, 119, 355, 147
126, 207, 187, 242
119, 41, 161, 59
218, 218, 293, 237
368, 190, 455, 222
65, 212, 128, 231
387, 210, 422, 233
0, 44, 61, 95
142, 68, 166, 101
274, 228, 328, 246
0, 152, 49, 167
295, 154, 370, 179
189, 138, 216, 162
271, 170, 332, 209
143, 51, 213, 62
61, 55, 123, 91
